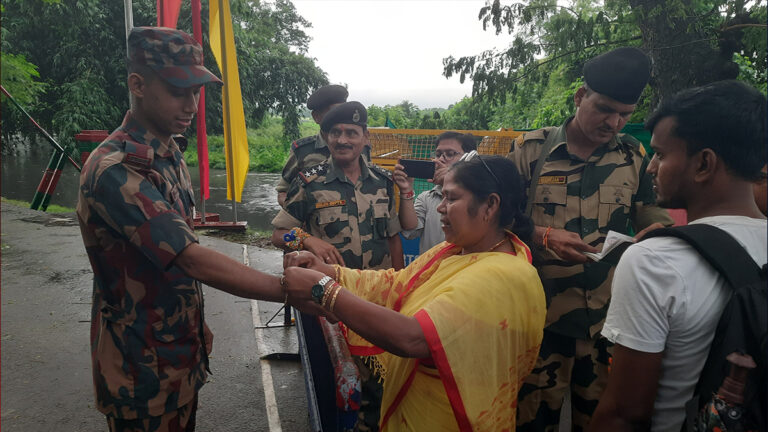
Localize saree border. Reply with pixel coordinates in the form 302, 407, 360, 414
414, 309, 473, 431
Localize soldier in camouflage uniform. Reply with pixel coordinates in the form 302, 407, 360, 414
508, 47, 673, 432
271, 101, 402, 270
77, 27, 291, 432
272, 102, 402, 431
276, 85, 371, 207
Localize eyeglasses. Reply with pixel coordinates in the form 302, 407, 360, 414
434, 150, 461, 160
460, 150, 501, 187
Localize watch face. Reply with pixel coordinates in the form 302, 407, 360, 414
311, 284, 324, 304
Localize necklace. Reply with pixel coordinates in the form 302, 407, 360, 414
486, 235, 510, 253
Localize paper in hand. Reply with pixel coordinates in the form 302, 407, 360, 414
583, 230, 636, 265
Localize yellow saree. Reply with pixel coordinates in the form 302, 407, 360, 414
336, 232, 546, 431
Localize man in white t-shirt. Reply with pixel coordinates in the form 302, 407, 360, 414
590, 80, 767, 432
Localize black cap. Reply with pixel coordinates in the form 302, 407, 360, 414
306, 85, 349, 111
583, 47, 651, 104
320, 101, 367, 132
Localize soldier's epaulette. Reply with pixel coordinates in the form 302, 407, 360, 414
122, 142, 154, 170
370, 164, 393, 181
291, 135, 316, 151
516, 128, 549, 148
617, 133, 646, 156
298, 161, 328, 184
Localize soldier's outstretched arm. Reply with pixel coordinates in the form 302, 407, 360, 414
174, 242, 284, 302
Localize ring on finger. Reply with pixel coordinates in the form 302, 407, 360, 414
294, 251, 300, 257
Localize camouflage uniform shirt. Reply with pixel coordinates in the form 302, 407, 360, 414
508, 118, 672, 339
77, 111, 210, 419
276, 134, 372, 195
272, 158, 401, 270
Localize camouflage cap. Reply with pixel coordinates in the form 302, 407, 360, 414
128, 26, 222, 88
320, 101, 367, 132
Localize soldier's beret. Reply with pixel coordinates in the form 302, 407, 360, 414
128, 26, 222, 88
307, 85, 349, 111
583, 47, 650, 104
320, 101, 367, 132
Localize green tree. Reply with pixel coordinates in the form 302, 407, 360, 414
0, 0, 326, 151
444, 0, 766, 111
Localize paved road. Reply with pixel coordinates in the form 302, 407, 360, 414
1, 203, 309, 432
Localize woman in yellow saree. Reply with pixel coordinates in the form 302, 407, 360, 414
283, 155, 546, 431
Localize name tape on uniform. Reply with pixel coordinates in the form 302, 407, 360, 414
538, 176, 567, 185
315, 200, 346, 209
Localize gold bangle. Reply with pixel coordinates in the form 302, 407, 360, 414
321, 281, 336, 308
328, 286, 343, 312
322, 282, 340, 309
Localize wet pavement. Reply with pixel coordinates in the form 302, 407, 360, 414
0, 203, 309, 431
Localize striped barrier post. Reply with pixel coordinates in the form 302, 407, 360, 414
30, 150, 67, 211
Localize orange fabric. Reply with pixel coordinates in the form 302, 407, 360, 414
338, 232, 546, 431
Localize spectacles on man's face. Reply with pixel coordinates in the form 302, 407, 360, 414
434, 150, 461, 160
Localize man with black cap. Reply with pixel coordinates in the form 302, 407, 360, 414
271, 101, 402, 431
276, 84, 372, 207
77, 27, 301, 431
508, 47, 673, 431
271, 100, 402, 271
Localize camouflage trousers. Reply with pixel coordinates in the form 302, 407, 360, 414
354, 356, 383, 432
107, 395, 198, 432
516, 330, 613, 432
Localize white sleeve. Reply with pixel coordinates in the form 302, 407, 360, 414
400, 191, 427, 240
602, 242, 685, 353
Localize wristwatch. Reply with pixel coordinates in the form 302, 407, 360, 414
311, 276, 333, 304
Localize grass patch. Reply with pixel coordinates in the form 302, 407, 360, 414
184, 116, 320, 173
196, 227, 277, 249
1, 197, 75, 213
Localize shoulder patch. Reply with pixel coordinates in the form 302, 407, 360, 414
298, 161, 329, 184
123, 141, 154, 170
291, 135, 317, 151
618, 133, 645, 156
370, 164, 393, 181
517, 128, 551, 148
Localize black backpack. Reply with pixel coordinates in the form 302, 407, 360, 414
643, 224, 767, 431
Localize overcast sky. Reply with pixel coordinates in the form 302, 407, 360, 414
292, 0, 516, 109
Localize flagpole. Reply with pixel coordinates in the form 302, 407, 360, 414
217, 0, 237, 222
124, 1, 133, 55
192, 0, 208, 224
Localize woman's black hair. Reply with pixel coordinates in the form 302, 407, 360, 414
449, 155, 533, 244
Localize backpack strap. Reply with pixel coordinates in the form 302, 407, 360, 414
524, 127, 561, 217
642, 224, 763, 287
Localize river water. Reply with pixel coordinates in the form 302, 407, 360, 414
1, 148, 282, 232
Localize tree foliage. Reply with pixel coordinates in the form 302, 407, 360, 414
444, 0, 766, 113
1, 0, 326, 150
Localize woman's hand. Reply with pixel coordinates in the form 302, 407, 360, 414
282, 266, 340, 322
283, 266, 327, 303
393, 163, 414, 193
283, 250, 336, 276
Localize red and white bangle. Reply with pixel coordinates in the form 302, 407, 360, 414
400, 190, 415, 200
